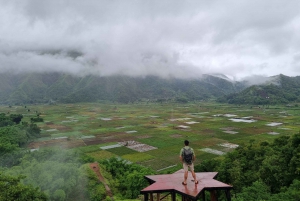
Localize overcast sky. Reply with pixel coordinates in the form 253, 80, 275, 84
1, 0, 300, 80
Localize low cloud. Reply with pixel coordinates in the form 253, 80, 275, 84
242, 75, 274, 86
1, 0, 300, 80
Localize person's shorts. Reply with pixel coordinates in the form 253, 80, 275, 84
183, 163, 194, 172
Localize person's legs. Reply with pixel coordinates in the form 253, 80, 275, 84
184, 171, 188, 183
182, 163, 188, 184
190, 163, 197, 183
191, 171, 197, 182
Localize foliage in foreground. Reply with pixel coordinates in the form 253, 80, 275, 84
0, 113, 41, 154
196, 133, 300, 201
0, 112, 107, 201
100, 157, 155, 199
1, 148, 91, 201
232, 180, 300, 201
0, 173, 48, 201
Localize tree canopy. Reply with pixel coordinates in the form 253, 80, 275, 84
0, 173, 47, 201
196, 133, 300, 200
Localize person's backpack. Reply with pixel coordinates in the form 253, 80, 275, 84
183, 148, 193, 165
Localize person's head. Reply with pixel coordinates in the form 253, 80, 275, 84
184, 140, 189, 146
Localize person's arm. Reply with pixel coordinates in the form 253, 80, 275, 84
179, 149, 183, 163
192, 148, 196, 161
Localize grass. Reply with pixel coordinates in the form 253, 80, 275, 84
122, 153, 155, 162
1, 102, 299, 171
75, 145, 103, 153
107, 147, 137, 156
86, 150, 116, 161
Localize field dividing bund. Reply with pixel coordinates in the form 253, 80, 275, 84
1, 102, 299, 172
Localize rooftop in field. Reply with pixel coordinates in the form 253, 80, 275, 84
219, 143, 239, 148
169, 118, 192, 121
201, 148, 225, 155
46, 129, 58, 132
268, 132, 280, 135
125, 130, 137, 133
266, 122, 283, 126
100, 118, 112, 121
229, 118, 256, 123
177, 125, 190, 129
224, 114, 238, 117
185, 121, 199, 124
100, 144, 122, 150
223, 130, 239, 134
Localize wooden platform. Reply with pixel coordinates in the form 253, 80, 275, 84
140, 170, 232, 201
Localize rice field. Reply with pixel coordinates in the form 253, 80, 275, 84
1, 102, 300, 172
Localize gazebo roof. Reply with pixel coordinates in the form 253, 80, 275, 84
141, 170, 232, 200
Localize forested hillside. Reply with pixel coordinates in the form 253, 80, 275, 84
0, 112, 153, 200
2, 73, 300, 105
0, 73, 244, 104
218, 74, 300, 105
197, 133, 300, 201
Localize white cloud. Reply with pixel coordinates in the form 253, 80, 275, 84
1, 0, 300, 79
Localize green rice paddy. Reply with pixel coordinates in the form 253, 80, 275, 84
2, 102, 300, 172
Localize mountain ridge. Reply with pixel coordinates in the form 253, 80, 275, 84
1, 73, 299, 105
217, 74, 300, 104
0, 72, 245, 104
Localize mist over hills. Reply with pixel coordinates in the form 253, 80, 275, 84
0, 73, 299, 105
0, 72, 245, 104
218, 74, 300, 105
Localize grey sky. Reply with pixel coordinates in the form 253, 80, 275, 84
1, 0, 300, 80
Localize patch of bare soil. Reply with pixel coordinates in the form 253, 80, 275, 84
252, 116, 264, 120
46, 124, 71, 131
28, 132, 137, 149
59, 141, 86, 148
28, 142, 41, 149
45, 122, 54, 125
136, 135, 152, 139
89, 163, 113, 198
201, 129, 215, 134
83, 136, 135, 146
170, 134, 183, 138
220, 127, 238, 131
28, 138, 68, 149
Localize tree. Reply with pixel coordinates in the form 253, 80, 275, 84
53, 189, 66, 201
25, 123, 41, 139
101, 157, 154, 199
0, 173, 48, 201
233, 181, 271, 201
0, 113, 14, 127
30, 116, 44, 123
121, 170, 151, 199
0, 126, 27, 153
3, 148, 89, 201
201, 132, 300, 200
272, 179, 300, 201
9, 114, 23, 124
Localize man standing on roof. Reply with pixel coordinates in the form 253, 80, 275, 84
180, 140, 198, 185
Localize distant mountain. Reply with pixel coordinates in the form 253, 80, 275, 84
217, 74, 300, 105
0, 72, 247, 104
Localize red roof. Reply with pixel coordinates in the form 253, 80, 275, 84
141, 170, 232, 200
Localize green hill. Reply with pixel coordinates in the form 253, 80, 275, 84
0, 73, 246, 104
218, 74, 300, 105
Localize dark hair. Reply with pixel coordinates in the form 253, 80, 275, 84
184, 140, 189, 146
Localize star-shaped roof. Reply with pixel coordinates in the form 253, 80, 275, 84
141, 170, 232, 200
